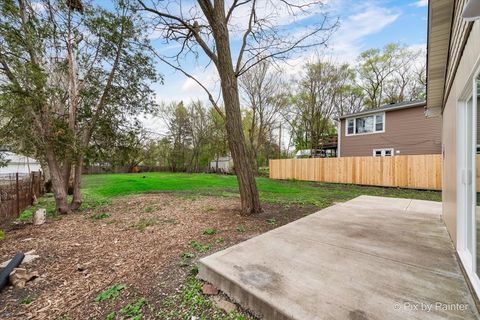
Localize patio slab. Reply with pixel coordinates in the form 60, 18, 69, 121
198, 195, 479, 320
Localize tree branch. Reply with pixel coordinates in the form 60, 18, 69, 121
226, 0, 252, 22
235, 0, 256, 74
138, 0, 219, 66
151, 50, 225, 120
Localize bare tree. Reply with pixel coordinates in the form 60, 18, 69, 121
240, 60, 286, 172
357, 43, 399, 109
188, 101, 210, 172
286, 60, 347, 152
138, 0, 337, 214
383, 46, 425, 103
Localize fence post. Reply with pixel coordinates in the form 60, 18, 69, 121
30, 172, 35, 205
15, 172, 20, 216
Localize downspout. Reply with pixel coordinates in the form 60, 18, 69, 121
337, 120, 342, 158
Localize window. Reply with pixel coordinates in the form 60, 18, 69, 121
375, 114, 384, 131
345, 113, 385, 136
373, 148, 394, 157
347, 119, 354, 135
355, 116, 374, 134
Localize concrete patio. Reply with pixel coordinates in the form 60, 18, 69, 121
198, 196, 480, 320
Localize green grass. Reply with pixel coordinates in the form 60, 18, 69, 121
203, 228, 217, 236
20, 296, 33, 305
91, 213, 111, 221
120, 298, 146, 319
132, 218, 159, 232
95, 284, 127, 302
81, 172, 441, 209
190, 240, 211, 253
157, 268, 249, 320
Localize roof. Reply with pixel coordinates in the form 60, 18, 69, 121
426, 0, 455, 116
3, 152, 40, 164
338, 101, 426, 120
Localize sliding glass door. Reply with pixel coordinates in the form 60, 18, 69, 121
476, 75, 480, 278
458, 73, 480, 294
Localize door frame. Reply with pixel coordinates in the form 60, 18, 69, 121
457, 66, 480, 296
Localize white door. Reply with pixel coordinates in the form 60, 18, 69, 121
457, 73, 480, 295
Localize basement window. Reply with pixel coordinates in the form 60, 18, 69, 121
373, 148, 394, 157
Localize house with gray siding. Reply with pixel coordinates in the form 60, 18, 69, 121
337, 101, 442, 157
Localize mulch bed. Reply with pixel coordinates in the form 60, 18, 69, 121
0, 193, 318, 319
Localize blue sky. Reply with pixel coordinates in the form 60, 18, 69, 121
142, 0, 428, 134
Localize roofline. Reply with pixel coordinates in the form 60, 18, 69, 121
425, 0, 455, 115
338, 102, 426, 120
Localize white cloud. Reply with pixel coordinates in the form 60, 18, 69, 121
180, 66, 220, 98
325, 3, 400, 62
151, 0, 402, 107
31, 2, 46, 13
413, 0, 428, 8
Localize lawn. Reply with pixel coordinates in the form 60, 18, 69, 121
82, 172, 441, 209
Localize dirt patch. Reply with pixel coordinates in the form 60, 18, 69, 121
0, 194, 317, 319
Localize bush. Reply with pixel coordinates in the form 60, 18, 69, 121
257, 167, 269, 177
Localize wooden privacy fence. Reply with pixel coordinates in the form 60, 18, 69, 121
269, 155, 442, 190
0, 172, 45, 226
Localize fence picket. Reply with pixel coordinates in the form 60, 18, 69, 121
269, 155, 443, 190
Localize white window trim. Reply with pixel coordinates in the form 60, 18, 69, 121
373, 148, 394, 157
345, 112, 385, 136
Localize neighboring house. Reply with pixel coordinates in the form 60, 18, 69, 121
210, 156, 233, 173
337, 101, 442, 157
0, 151, 41, 174
426, 0, 480, 298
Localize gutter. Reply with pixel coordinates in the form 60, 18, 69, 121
338, 102, 426, 120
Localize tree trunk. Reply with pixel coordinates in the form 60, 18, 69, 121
70, 155, 83, 211
44, 145, 70, 214
211, 13, 262, 214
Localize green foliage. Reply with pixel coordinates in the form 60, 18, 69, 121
0, 0, 159, 213
0, 152, 9, 168
357, 43, 425, 108
133, 218, 158, 232
120, 298, 146, 319
257, 167, 270, 178
215, 237, 225, 244
202, 205, 216, 213
17, 209, 33, 222
180, 252, 195, 267
266, 218, 277, 226
202, 228, 217, 236
95, 284, 127, 302
91, 213, 111, 220
157, 275, 249, 320
236, 225, 246, 233
0, 229, 4, 241
190, 240, 211, 253
105, 312, 116, 320
20, 296, 33, 305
